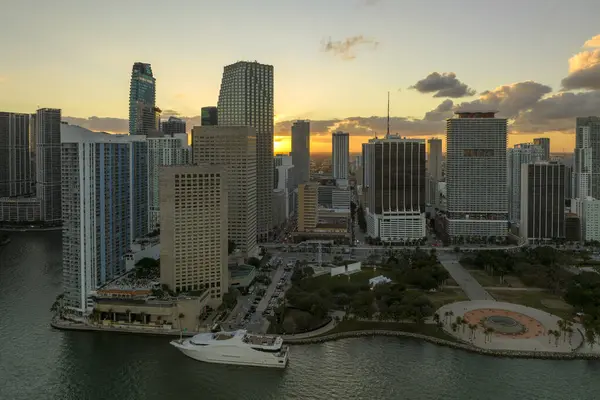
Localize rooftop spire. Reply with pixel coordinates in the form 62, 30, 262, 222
386, 91, 390, 138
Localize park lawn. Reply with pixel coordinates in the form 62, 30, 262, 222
488, 289, 574, 320
467, 269, 526, 288
424, 288, 469, 309
321, 320, 459, 342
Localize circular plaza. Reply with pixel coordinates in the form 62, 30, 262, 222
436, 300, 582, 353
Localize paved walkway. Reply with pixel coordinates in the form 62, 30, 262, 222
282, 311, 345, 340
437, 300, 583, 353
437, 253, 495, 301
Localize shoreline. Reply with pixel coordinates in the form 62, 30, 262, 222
51, 319, 600, 360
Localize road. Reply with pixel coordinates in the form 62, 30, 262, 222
437, 252, 495, 301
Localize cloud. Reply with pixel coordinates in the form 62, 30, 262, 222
561, 49, 600, 90
424, 100, 454, 121
62, 115, 202, 134
322, 35, 379, 60
409, 72, 476, 98
161, 109, 181, 118
456, 81, 552, 119
584, 34, 600, 48
361, 0, 382, 5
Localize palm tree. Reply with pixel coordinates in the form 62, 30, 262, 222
487, 327, 495, 343
448, 311, 454, 326
126, 309, 132, 323
451, 322, 458, 332
178, 313, 185, 331
547, 329, 554, 344
469, 324, 478, 340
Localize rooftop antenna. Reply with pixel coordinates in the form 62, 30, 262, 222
386, 91, 390, 138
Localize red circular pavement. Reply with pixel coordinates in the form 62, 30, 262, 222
462, 308, 544, 339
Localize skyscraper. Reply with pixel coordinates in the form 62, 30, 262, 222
129, 140, 149, 239
36, 108, 62, 223
201, 107, 218, 126
159, 164, 228, 306
0, 112, 33, 197
217, 61, 274, 240
291, 120, 310, 185
147, 133, 191, 230
533, 137, 550, 161
161, 116, 186, 136
61, 138, 135, 314
520, 162, 565, 240
192, 126, 257, 257
573, 117, 600, 199
507, 143, 543, 223
332, 131, 349, 181
363, 136, 426, 241
445, 112, 508, 239
129, 62, 156, 136
427, 138, 442, 206
298, 182, 318, 232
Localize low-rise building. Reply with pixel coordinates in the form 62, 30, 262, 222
229, 264, 256, 293
124, 236, 160, 271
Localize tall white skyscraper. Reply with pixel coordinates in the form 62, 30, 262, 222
147, 133, 191, 230
332, 131, 349, 181
291, 120, 310, 186
61, 132, 146, 314
445, 112, 508, 239
0, 112, 33, 197
217, 61, 274, 241
427, 138, 443, 206
192, 126, 258, 257
507, 143, 543, 223
36, 108, 62, 223
574, 117, 600, 200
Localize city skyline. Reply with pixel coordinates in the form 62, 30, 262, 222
2, 1, 600, 153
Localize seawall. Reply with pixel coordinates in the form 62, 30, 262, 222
50, 319, 195, 337
283, 330, 600, 361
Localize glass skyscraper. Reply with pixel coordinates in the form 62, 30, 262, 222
129, 62, 156, 136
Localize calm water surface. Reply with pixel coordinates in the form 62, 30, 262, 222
1, 232, 600, 400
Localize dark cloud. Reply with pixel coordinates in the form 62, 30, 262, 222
161, 109, 181, 118
62, 115, 202, 134
456, 81, 552, 119
424, 99, 454, 121
561, 50, 600, 90
322, 35, 379, 60
409, 72, 476, 98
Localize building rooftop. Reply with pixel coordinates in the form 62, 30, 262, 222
229, 264, 256, 278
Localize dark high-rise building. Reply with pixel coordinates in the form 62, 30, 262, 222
363, 136, 426, 241
0, 112, 33, 197
129, 62, 156, 135
520, 162, 565, 240
533, 137, 550, 161
201, 107, 218, 126
291, 120, 310, 186
36, 108, 62, 223
161, 116, 186, 136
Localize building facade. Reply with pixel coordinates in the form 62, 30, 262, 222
573, 117, 600, 201
533, 137, 550, 161
159, 165, 228, 307
427, 138, 443, 206
161, 116, 186, 135
147, 133, 190, 230
0, 112, 33, 197
192, 126, 258, 257
445, 112, 508, 239
274, 154, 294, 220
363, 136, 426, 241
332, 131, 349, 181
291, 120, 310, 186
573, 197, 600, 242
298, 182, 318, 232
507, 143, 543, 223
129, 62, 156, 136
61, 140, 133, 314
36, 108, 62, 223
201, 106, 218, 126
217, 61, 273, 240
520, 162, 565, 240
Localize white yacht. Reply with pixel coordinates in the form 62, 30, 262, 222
170, 330, 289, 369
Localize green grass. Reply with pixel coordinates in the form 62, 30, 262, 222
488, 289, 574, 320
321, 320, 459, 342
466, 269, 525, 288
424, 288, 469, 309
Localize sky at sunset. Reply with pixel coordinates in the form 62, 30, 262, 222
2, 0, 600, 153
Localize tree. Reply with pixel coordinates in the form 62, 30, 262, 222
247, 257, 261, 268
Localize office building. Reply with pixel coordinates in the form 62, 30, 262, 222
129, 62, 156, 136
507, 143, 543, 223
520, 162, 565, 240
565, 213, 581, 242
161, 116, 186, 135
291, 120, 310, 185
317, 179, 351, 211
573, 117, 600, 199
61, 138, 139, 314
147, 133, 191, 230
36, 108, 62, 223
0, 112, 33, 197
134, 102, 160, 136
201, 107, 218, 126
159, 165, 228, 306
298, 182, 318, 232
427, 138, 443, 206
533, 137, 550, 161
332, 131, 349, 181
274, 154, 294, 219
573, 197, 600, 242
363, 136, 426, 241
217, 61, 273, 240
192, 126, 257, 257
445, 112, 508, 239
